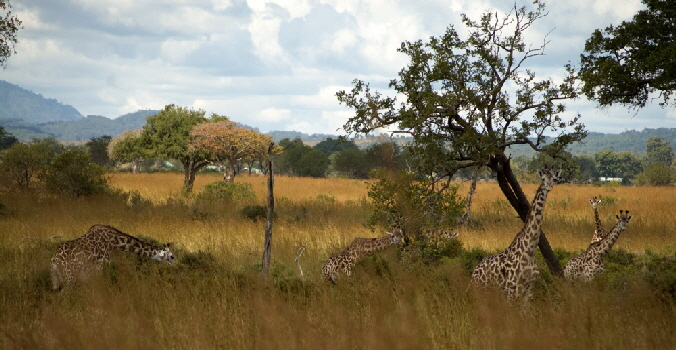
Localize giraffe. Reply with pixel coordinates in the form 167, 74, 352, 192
50, 224, 175, 291
471, 169, 560, 301
442, 231, 459, 239
321, 229, 404, 283
563, 210, 633, 281
589, 197, 606, 243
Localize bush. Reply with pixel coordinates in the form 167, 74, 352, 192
44, 149, 111, 196
634, 163, 675, 186
404, 234, 464, 265
241, 204, 268, 222
197, 181, 256, 202
366, 169, 464, 236
641, 251, 676, 300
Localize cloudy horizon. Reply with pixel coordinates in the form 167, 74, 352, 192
2, 0, 674, 136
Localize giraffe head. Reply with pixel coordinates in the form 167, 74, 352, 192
589, 196, 601, 208
537, 168, 561, 191
614, 210, 632, 230
151, 243, 176, 265
442, 231, 459, 239
386, 229, 404, 245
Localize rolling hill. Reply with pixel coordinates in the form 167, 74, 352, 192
0, 80, 674, 156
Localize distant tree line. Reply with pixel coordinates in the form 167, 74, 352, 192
2, 116, 675, 196
0, 132, 110, 196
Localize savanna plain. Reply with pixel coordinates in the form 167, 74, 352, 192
1, 173, 675, 349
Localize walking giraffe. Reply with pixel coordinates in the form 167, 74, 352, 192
321, 229, 404, 283
50, 224, 175, 291
564, 210, 633, 281
471, 169, 560, 301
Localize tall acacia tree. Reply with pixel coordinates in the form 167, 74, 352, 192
577, 0, 676, 108
139, 105, 214, 192
189, 119, 276, 182
337, 1, 585, 275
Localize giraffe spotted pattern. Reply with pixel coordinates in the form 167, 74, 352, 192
471, 169, 560, 301
321, 229, 404, 283
589, 197, 607, 243
50, 224, 175, 291
564, 210, 632, 281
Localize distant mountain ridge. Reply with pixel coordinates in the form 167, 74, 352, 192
0, 80, 674, 156
0, 80, 83, 123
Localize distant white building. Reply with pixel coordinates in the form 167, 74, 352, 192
599, 177, 623, 183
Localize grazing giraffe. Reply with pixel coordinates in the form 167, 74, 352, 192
589, 197, 606, 243
471, 169, 560, 301
50, 224, 175, 291
563, 210, 633, 281
321, 229, 404, 283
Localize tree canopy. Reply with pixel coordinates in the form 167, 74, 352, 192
108, 129, 145, 173
139, 104, 213, 192
0, 126, 17, 150
337, 1, 584, 275
0, 0, 21, 69
643, 136, 674, 167
274, 138, 330, 177
86, 135, 112, 168
189, 119, 275, 182
577, 0, 676, 108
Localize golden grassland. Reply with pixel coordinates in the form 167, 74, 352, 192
1, 173, 675, 349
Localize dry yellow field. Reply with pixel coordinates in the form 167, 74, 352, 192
109, 172, 676, 255
1, 173, 675, 349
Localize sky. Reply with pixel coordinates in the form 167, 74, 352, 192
2, 0, 675, 136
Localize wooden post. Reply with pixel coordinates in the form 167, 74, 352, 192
260, 142, 275, 279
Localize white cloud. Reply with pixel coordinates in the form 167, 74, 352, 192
258, 107, 292, 123
3, 0, 674, 137
160, 37, 208, 65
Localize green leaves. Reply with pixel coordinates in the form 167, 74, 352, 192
45, 149, 110, 196
136, 105, 213, 192
578, 0, 676, 108
336, 2, 584, 177
0, 0, 22, 69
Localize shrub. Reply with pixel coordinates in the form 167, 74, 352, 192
179, 250, 219, 273
197, 181, 256, 202
241, 204, 268, 222
366, 169, 463, 236
44, 149, 111, 196
634, 163, 675, 186
641, 251, 676, 300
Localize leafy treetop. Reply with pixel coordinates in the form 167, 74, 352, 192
576, 0, 676, 108
337, 1, 584, 276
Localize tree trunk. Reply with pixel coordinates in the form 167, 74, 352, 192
459, 168, 478, 227
224, 159, 236, 183
490, 154, 564, 277
182, 158, 209, 193
260, 143, 275, 279
182, 165, 195, 193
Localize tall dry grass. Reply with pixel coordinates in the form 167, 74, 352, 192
1, 173, 675, 349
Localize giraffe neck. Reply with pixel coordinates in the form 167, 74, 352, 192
592, 205, 605, 241
512, 182, 550, 254
349, 235, 391, 259
91, 225, 161, 257
588, 221, 626, 258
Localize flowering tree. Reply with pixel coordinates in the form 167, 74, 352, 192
190, 119, 276, 182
